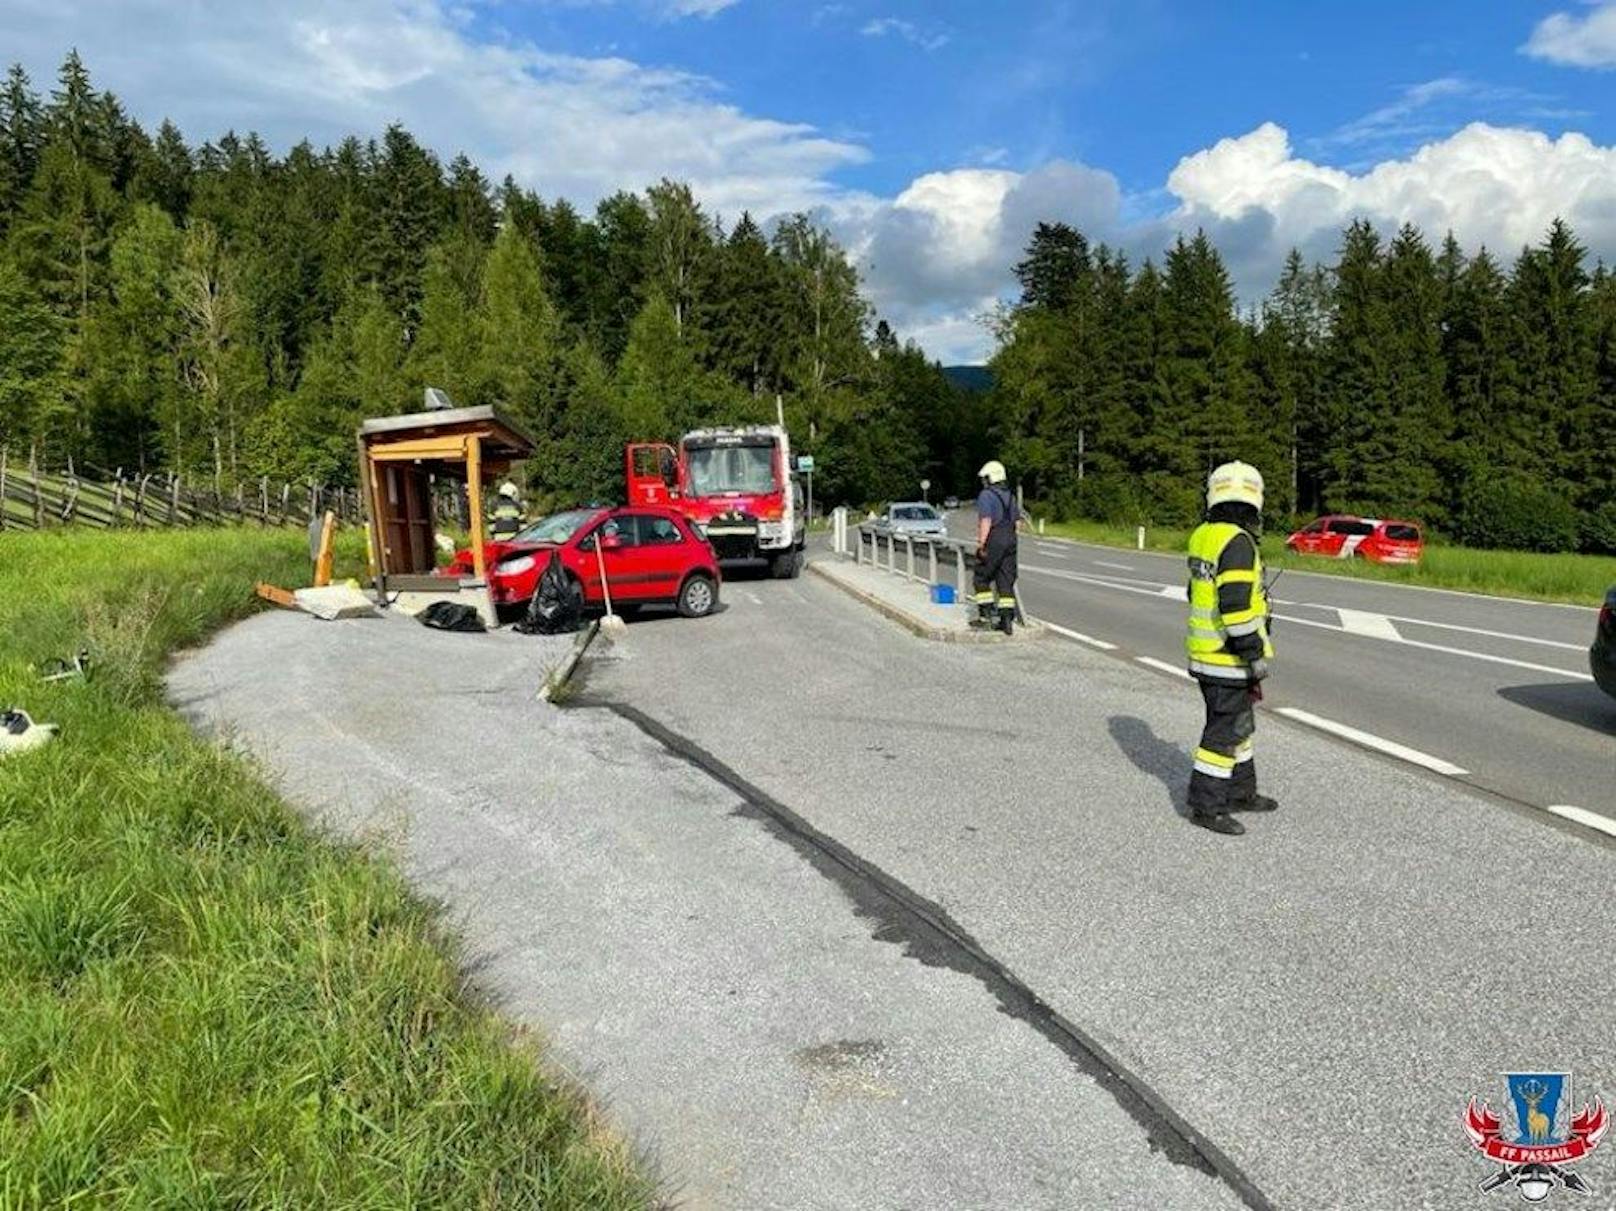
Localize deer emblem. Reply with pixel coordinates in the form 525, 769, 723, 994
1520, 1079, 1553, 1144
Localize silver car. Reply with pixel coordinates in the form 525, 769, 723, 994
878, 501, 948, 539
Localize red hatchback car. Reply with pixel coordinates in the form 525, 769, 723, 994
444, 505, 721, 617
1286, 515, 1424, 564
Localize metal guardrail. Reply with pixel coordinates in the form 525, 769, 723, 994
841, 517, 977, 600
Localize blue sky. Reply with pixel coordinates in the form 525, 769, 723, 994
4, 0, 1615, 360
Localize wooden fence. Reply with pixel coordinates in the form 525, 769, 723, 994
0, 450, 369, 534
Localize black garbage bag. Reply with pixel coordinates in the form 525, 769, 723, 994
514, 552, 581, 635
417, 601, 487, 632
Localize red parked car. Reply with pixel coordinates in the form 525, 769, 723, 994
443, 505, 721, 617
1286, 515, 1424, 564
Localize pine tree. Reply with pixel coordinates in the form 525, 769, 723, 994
81, 202, 182, 470
1375, 223, 1449, 519
445, 153, 496, 246
1321, 220, 1391, 511
407, 235, 485, 406
133, 119, 193, 218
0, 64, 44, 232
645, 179, 711, 342
0, 253, 65, 454
1013, 222, 1091, 311
708, 213, 782, 395
368, 124, 445, 337
474, 223, 559, 438
589, 191, 651, 361
1443, 245, 1509, 486
615, 291, 696, 441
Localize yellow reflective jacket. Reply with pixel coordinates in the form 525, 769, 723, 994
1185, 521, 1273, 681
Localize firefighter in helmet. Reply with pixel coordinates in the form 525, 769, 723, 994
491, 481, 526, 540
972, 460, 1021, 634
1184, 461, 1277, 835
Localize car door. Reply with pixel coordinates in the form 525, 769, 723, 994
629, 513, 689, 601
577, 515, 650, 604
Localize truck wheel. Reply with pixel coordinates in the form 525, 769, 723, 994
678, 573, 718, 618
770, 550, 801, 579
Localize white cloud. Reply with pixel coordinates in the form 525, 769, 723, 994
2, 0, 851, 219
860, 16, 950, 52
659, 0, 741, 17
845, 121, 1616, 363
1523, 2, 1616, 68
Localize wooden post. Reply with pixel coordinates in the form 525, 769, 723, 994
279, 483, 290, 525
168, 475, 179, 524
313, 510, 337, 587
357, 435, 384, 585
112, 473, 125, 526
0, 447, 7, 531
260, 477, 269, 525
465, 434, 487, 585
134, 474, 149, 525
30, 446, 43, 528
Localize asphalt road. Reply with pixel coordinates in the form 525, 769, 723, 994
915, 518, 1614, 827
588, 572, 1616, 1210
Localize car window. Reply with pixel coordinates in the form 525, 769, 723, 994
636, 515, 684, 545
584, 516, 639, 549
894, 506, 937, 521
1327, 519, 1374, 536
1383, 523, 1421, 541
516, 508, 597, 544
1303, 519, 1326, 533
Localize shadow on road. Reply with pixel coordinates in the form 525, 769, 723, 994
1106, 715, 1190, 817
1497, 681, 1616, 735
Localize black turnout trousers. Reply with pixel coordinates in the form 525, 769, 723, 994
1187, 677, 1258, 815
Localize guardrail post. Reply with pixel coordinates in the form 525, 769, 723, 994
956, 544, 968, 599
928, 541, 936, 585
1136, 525, 1145, 550
905, 536, 915, 580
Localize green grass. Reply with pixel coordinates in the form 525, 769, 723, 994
0, 529, 650, 1208
1037, 518, 1616, 606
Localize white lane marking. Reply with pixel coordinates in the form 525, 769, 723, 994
1284, 602, 1585, 651
1136, 655, 1193, 680
1044, 622, 1118, 651
1547, 805, 1616, 839
1275, 707, 1469, 776
1093, 559, 1134, 571
1338, 609, 1402, 641
1034, 543, 1071, 557
745, 591, 763, 605
1038, 537, 1596, 611
1026, 561, 1590, 678
1274, 613, 1594, 681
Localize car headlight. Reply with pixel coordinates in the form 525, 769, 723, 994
497, 555, 535, 576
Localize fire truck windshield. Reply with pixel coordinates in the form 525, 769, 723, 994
686, 443, 777, 496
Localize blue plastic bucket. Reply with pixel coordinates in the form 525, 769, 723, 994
930, 583, 956, 605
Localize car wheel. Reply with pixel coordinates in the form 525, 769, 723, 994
770, 550, 801, 579
678, 573, 718, 617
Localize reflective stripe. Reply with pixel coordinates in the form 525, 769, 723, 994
972, 591, 995, 604
997, 596, 1017, 607
1189, 659, 1251, 680
1193, 746, 1236, 779
1233, 740, 1254, 764
1223, 617, 1263, 637
1215, 569, 1258, 586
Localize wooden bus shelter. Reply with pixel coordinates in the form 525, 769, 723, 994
357, 402, 534, 596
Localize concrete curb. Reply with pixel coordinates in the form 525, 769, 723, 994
808, 560, 1043, 644
538, 619, 601, 700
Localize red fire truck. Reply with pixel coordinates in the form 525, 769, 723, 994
626, 425, 805, 577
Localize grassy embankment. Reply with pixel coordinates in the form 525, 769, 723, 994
0, 528, 649, 1207
1038, 518, 1616, 606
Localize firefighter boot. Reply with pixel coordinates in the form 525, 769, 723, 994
971, 599, 997, 629
998, 606, 1014, 635
1191, 812, 1245, 836
1231, 794, 1278, 813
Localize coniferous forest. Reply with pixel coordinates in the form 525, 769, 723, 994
2, 52, 1614, 552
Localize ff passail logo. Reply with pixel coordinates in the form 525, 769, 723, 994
1463, 1073, 1608, 1201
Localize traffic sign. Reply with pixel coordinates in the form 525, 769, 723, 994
797, 455, 815, 472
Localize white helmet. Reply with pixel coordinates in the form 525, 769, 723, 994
978, 459, 1007, 485
498, 481, 520, 499
1206, 461, 1264, 510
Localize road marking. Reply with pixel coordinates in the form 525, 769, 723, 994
1337, 608, 1402, 640
1093, 559, 1134, 571
745, 591, 763, 605
1274, 613, 1594, 681
1274, 707, 1469, 776
1546, 805, 1616, 839
1044, 622, 1118, 651
1034, 543, 1071, 557
1285, 602, 1585, 651
1135, 655, 1193, 680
